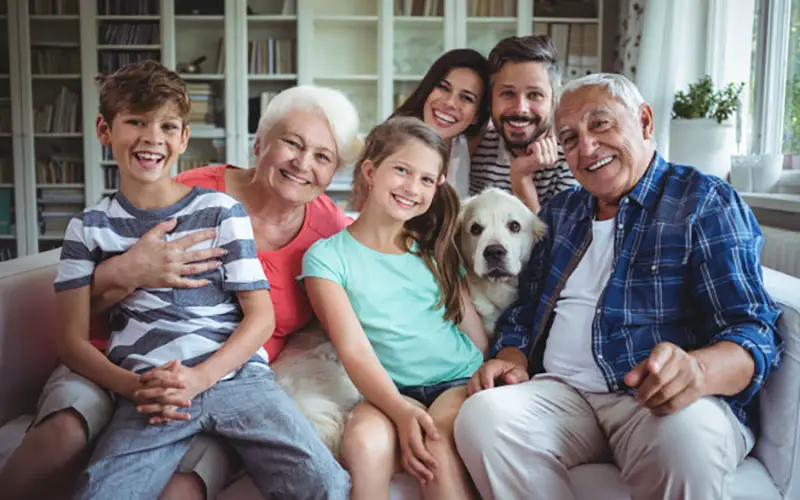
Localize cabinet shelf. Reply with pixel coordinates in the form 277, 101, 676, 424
0, 0, 605, 258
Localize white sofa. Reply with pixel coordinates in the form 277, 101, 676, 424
0, 247, 798, 500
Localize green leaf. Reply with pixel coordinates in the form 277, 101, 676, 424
672, 75, 744, 123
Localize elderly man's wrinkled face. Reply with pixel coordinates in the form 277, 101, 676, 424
555, 85, 654, 206
254, 110, 339, 205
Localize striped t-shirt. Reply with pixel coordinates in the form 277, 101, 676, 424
54, 186, 271, 376
469, 127, 578, 203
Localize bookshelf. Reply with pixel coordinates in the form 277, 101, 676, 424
91, 0, 162, 202
17, 0, 86, 254
240, 0, 298, 168
0, 0, 23, 261
3, 0, 606, 257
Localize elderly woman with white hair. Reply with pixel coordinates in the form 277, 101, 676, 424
0, 85, 362, 500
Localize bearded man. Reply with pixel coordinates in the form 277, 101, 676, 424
469, 35, 577, 213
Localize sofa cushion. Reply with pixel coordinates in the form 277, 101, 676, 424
566, 458, 780, 500
754, 267, 800, 498
0, 250, 61, 426
219, 471, 421, 500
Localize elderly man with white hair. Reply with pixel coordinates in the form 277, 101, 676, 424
453, 73, 784, 500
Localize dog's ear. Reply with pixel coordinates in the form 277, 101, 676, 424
528, 213, 548, 242
454, 196, 474, 257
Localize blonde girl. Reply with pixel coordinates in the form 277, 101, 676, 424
300, 116, 486, 500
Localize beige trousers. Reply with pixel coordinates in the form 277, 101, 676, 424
454, 374, 749, 500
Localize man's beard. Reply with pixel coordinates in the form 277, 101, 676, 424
494, 114, 551, 151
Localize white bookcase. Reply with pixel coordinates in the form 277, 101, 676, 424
3, 0, 604, 256
0, 0, 25, 260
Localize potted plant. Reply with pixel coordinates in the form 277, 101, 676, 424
670, 75, 744, 180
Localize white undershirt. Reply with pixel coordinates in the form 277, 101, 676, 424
543, 218, 615, 392
447, 134, 471, 199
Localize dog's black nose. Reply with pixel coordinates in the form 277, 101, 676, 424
483, 244, 507, 261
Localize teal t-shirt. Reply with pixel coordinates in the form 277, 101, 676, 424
300, 229, 484, 388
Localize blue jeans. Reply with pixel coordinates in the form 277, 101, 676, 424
398, 377, 471, 407
73, 364, 350, 500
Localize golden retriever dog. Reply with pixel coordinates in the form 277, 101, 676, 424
457, 188, 548, 336
271, 324, 361, 459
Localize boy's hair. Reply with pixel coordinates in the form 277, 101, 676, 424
95, 59, 190, 126
488, 35, 562, 96
352, 116, 465, 324
390, 48, 491, 137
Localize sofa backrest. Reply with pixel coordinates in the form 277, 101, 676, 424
760, 226, 800, 279
754, 266, 800, 497
0, 249, 61, 425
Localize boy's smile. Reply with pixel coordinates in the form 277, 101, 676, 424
131, 150, 167, 171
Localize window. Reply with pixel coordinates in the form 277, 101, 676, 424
748, 0, 800, 201
782, 0, 800, 157
751, 0, 796, 166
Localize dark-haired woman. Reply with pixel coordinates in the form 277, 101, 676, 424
391, 48, 490, 198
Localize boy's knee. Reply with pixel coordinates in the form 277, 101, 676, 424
32, 409, 90, 454
299, 454, 352, 500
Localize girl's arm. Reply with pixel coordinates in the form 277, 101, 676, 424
305, 277, 409, 419
305, 277, 440, 481
457, 286, 490, 356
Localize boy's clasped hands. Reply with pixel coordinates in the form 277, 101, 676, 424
131, 360, 207, 424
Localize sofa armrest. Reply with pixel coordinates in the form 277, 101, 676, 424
0, 250, 62, 426
754, 266, 800, 497
760, 226, 800, 279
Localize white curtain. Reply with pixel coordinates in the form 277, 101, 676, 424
634, 0, 697, 159
630, 0, 754, 159
613, 0, 646, 81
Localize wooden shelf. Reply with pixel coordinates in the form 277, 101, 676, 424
97, 45, 161, 50
96, 15, 160, 21
30, 15, 80, 21
248, 15, 297, 22
533, 17, 600, 24
248, 74, 297, 81
175, 15, 224, 22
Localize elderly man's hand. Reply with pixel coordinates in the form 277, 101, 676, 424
624, 342, 708, 416
467, 358, 529, 396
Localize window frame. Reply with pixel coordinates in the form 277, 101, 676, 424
751, 0, 792, 156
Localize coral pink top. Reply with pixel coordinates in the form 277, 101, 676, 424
89, 165, 350, 361
175, 165, 351, 361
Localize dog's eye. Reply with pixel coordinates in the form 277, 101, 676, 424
470, 223, 484, 236
508, 221, 521, 233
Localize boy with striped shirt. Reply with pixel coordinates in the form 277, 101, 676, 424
53, 60, 349, 499
470, 35, 577, 213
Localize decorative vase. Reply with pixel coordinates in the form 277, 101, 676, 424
669, 118, 735, 181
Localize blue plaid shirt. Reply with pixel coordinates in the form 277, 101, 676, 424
493, 152, 783, 429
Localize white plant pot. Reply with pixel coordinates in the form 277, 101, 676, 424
669, 118, 735, 180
